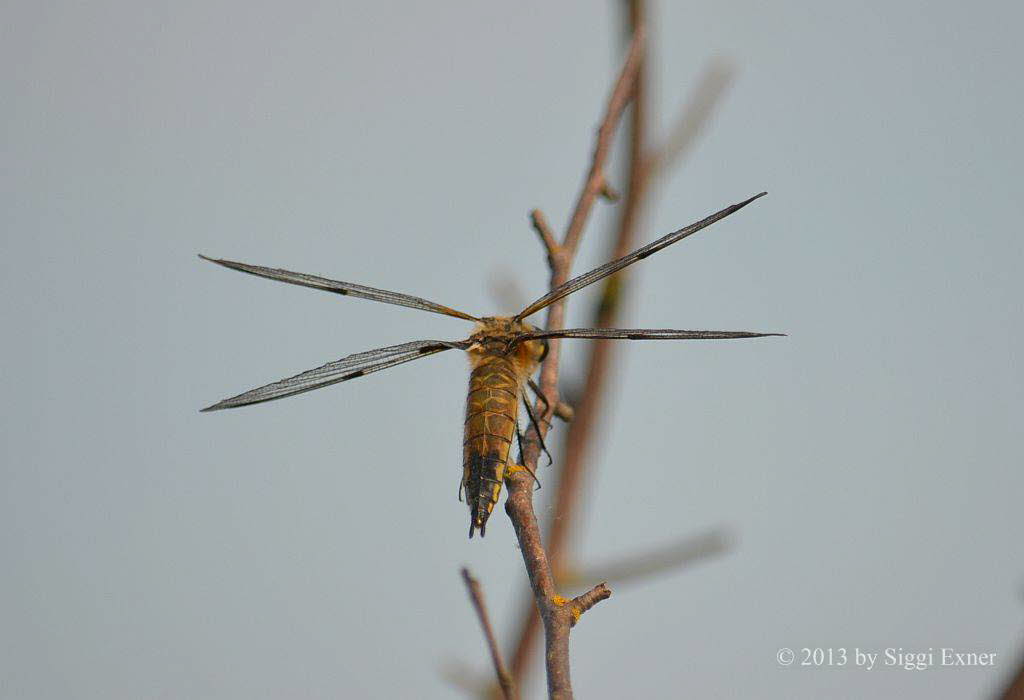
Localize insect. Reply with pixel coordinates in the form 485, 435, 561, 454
200, 192, 782, 537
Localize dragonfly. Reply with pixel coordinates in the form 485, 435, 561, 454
200, 192, 782, 537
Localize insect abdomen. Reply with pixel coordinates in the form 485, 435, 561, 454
463, 357, 521, 537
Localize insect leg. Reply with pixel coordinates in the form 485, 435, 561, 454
511, 420, 543, 490
521, 389, 553, 469
528, 378, 573, 422
527, 378, 552, 423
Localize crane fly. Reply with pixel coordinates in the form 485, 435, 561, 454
200, 192, 782, 537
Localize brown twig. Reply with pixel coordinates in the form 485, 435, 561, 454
552, 400, 575, 423
506, 8, 649, 690
461, 568, 517, 700
507, 1, 740, 689
529, 209, 560, 265
567, 583, 612, 627
501, 27, 646, 700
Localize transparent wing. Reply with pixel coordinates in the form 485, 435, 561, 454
514, 192, 766, 321
518, 328, 785, 341
199, 255, 480, 321
201, 339, 469, 412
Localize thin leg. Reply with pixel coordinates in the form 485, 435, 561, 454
527, 378, 553, 426
529, 377, 574, 422
522, 389, 553, 467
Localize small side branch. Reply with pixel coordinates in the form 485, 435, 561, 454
568, 583, 612, 627
461, 568, 517, 700
552, 401, 575, 422
598, 179, 621, 202
530, 209, 561, 265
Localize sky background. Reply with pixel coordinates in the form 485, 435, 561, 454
3, 1, 1023, 698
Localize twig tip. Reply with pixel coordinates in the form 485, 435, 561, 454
568, 582, 612, 627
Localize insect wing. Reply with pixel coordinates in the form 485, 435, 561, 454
200, 255, 480, 321
514, 192, 766, 321
519, 328, 784, 341
201, 339, 468, 412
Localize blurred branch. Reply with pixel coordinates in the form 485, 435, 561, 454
488, 266, 528, 315
998, 622, 1024, 700
1001, 661, 1024, 700
557, 528, 734, 589
502, 26, 645, 700
442, 661, 491, 698
647, 58, 734, 178
461, 568, 517, 700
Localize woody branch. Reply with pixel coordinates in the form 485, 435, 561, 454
506, 0, 739, 690
461, 568, 517, 700
502, 27, 646, 700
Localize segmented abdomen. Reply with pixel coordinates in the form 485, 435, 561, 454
463, 356, 521, 537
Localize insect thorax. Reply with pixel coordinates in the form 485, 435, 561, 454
466, 316, 545, 377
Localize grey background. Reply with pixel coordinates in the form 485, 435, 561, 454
3, 1, 1022, 698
